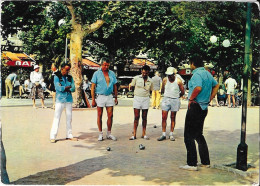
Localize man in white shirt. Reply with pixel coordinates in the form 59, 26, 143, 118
30, 65, 46, 108
224, 75, 237, 108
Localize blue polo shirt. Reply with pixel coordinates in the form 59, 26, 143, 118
188, 67, 218, 110
91, 69, 117, 96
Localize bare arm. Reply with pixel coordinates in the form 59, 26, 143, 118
188, 86, 202, 109
161, 77, 167, 94
210, 84, 220, 101
91, 83, 97, 107
177, 78, 185, 97
114, 84, 118, 105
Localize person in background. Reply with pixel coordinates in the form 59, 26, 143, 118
224, 75, 237, 108
91, 58, 118, 141
49, 63, 59, 109
30, 65, 46, 108
151, 71, 162, 109
5, 71, 17, 99
157, 67, 185, 141
129, 65, 153, 140
50, 63, 78, 143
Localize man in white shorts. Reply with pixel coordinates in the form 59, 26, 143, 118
129, 65, 153, 140
91, 58, 118, 141
158, 67, 185, 141
224, 75, 237, 108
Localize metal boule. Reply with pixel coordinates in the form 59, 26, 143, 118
139, 144, 145, 150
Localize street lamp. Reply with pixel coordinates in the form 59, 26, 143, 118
58, 19, 68, 64
210, 35, 230, 81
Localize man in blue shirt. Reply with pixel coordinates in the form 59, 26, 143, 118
180, 56, 219, 171
50, 63, 78, 143
91, 58, 118, 141
5, 71, 17, 99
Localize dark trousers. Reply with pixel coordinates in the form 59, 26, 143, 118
184, 103, 210, 166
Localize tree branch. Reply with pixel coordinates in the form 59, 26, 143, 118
83, 20, 105, 36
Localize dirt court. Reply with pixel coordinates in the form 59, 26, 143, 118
1, 104, 259, 185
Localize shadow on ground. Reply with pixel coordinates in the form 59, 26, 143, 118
13, 124, 259, 185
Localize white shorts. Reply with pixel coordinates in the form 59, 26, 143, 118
133, 96, 150, 110
96, 94, 114, 107
161, 97, 180, 112
227, 89, 235, 95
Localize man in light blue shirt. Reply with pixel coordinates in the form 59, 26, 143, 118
91, 58, 118, 141
5, 71, 17, 98
50, 63, 77, 143
180, 56, 219, 171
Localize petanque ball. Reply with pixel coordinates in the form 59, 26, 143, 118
139, 144, 145, 150
106, 147, 111, 151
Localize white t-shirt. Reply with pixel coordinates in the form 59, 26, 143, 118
30, 71, 43, 84
225, 78, 237, 90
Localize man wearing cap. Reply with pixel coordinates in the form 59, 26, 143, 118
157, 67, 185, 141
30, 65, 46, 108
151, 71, 162, 109
179, 56, 219, 171
5, 71, 17, 99
129, 65, 153, 140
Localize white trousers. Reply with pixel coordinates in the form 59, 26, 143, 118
50, 102, 73, 140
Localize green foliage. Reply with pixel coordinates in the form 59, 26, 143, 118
1, 1, 259, 83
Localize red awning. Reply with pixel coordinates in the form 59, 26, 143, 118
82, 58, 100, 70
2, 51, 36, 67
130, 58, 157, 69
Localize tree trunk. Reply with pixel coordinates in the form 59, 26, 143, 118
70, 25, 84, 107
65, 2, 105, 107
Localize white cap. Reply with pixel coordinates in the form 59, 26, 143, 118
34, 65, 40, 70
165, 67, 176, 75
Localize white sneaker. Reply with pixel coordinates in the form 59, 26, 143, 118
107, 134, 117, 141
179, 165, 198, 171
98, 134, 103, 141
169, 135, 175, 141
198, 163, 210, 168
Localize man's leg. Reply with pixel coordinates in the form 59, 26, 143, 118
228, 94, 231, 107
151, 91, 156, 108
41, 99, 46, 108
170, 111, 177, 132
162, 110, 168, 132
184, 103, 199, 166
50, 103, 64, 141
32, 99, 36, 108
156, 91, 161, 109
232, 95, 236, 107
141, 109, 148, 137
157, 110, 168, 141
97, 107, 104, 132
65, 102, 74, 139
133, 108, 140, 138
106, 106, 113, 132
5, 81, 9, 98
195, 109, 210, 165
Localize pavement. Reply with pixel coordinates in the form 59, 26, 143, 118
0, 96, 259, 185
